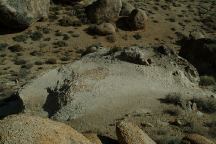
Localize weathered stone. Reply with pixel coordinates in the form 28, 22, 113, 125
0, 114, 92, 144
182, 134, 214, 144
128, 9, 148, 30
17, 46, 204, 123
116, 46, 149, 65
0, 0, 50, 29
85, 0, 122, 23
116, 121, 156, 144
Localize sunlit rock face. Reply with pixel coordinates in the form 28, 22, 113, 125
0, 0, 50, 29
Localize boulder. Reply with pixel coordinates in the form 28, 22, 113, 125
17, 46, 205, 124
182, 134, 214, 144
120, 1, 134, 16
85, 0, 122, 23
128, 9, 148, 30
88, 23, 116, 35
179, 38, 216, 76
117, 47, 149, 65
0, 0, 50, 29
0, 114, 92, 144
116, 121, 156, 144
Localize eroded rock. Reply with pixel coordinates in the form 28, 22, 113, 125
85, 0, 122, 23
17, 46, 207, 123
0, 0, 50, 29
128, 9, 148, 30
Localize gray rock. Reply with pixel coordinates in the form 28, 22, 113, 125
116, 46, 149, 65
85, 0, 122, 23
129, 9, 148, 30
17, 46, 206, 123
0, 0, 50, 29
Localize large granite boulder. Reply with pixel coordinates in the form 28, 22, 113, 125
0, 114, 92, 144
16, 45, 206, 125
0, 0, 50, 29
85, 0, 122, 23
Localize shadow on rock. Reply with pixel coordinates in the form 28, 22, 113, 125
116, 17, 131, 31
0, 23, 25, 35
98, 135, 119, 144
0, 93, 24, 119
43, 79, 72, 117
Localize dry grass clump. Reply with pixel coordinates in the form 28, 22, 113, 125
192, 97, 216, 113
163, 93, 183, 106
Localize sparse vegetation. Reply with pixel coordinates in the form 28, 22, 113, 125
163, 93, 183, 106
163, 107, 182, 116
14, 59, 27, 65
192, 97, 216, 113
199, 75, 216, 86
53, 41, 68, 48
156, 136, 182, 144
0, 43, 8, 50
8, 44, 23, 52
46, 58, 57, 64
30, 31, 43, 41
12, 34, 28, 42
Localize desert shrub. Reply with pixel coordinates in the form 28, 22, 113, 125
21, 63, 33, 69
199, 76, 216, 86
106, 34, 116, 43
8, 44, 23, 52
35, 61, 44, 65
182, 115, 206, 135
60, 56, 70, 61
156, 136, 182, 144
53, 41, 68, 48
58, 16, 79, 27
133, 33, 142, 40
12, 34, 28, 42
163, 107, 182, 116
163, 93, 183, 105
14, 59, 27, 65
63, 34, 70, 40
0, 43, 8, 50
192, 97, 216, 113
46, 58, 57, 64
30, 31, 43, 41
